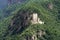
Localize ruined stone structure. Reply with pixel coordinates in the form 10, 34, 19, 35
31, 13, 44, 24
31, 13, 38, 24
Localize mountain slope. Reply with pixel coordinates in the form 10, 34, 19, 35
0, 0, 60, 40
0, 0, 29, 21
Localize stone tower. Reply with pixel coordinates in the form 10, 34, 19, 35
31, 13, 44, 24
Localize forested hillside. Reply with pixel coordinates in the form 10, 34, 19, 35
0, 0, 60, 40
0, 0, 28, 21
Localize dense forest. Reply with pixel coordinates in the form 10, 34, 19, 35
0, 0, 60, 40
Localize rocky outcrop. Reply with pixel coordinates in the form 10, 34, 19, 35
25, 30, 46, 40
48, 3, 53, 9
26, 34, 37, 40
37, 30, 46, 38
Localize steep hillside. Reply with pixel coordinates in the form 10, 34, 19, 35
0, 0, 29, 21
0, 0, 60, 40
